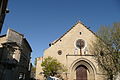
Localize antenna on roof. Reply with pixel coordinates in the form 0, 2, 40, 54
77, 20, 84, 25
77, 20, 82, 23
88, 27, 91, 29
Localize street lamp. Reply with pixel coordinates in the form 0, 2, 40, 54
0, 0, 9, 33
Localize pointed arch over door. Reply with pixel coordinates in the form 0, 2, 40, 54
70, 58, 96, 80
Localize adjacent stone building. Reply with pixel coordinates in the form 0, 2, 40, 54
36, 21, 106, 80
0, 29, 32, 80
36, 57, 44, 80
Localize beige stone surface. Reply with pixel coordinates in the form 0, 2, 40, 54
0, 36, 7, 47
36, 57, 44, 80
36, 22, 106, 80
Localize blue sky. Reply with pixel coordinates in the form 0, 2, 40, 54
2, 0, 120, 64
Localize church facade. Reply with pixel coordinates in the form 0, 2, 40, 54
36, 22, 106, 80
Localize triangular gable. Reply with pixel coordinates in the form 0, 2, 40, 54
50, 21, 97, 45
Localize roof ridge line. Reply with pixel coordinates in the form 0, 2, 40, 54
50, 21, 81, 45
49, 21, 97, 46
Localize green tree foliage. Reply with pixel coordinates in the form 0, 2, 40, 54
41, 56, 67, 78
93, 23, 120, 80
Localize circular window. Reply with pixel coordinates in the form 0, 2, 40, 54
58, 50, 62, 55
76, 39, 85, 49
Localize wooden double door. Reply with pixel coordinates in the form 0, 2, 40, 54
76, 65, 87, 80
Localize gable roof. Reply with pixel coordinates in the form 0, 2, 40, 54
50, 21, 97, 46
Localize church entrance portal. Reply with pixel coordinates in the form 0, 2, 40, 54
70, 58, 96, 80
76, 65, 87, 80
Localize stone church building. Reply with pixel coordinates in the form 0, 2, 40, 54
36, 21, 106, 80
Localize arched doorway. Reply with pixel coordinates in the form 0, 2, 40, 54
76, 65, 87, 80
70, 58, 96, 80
